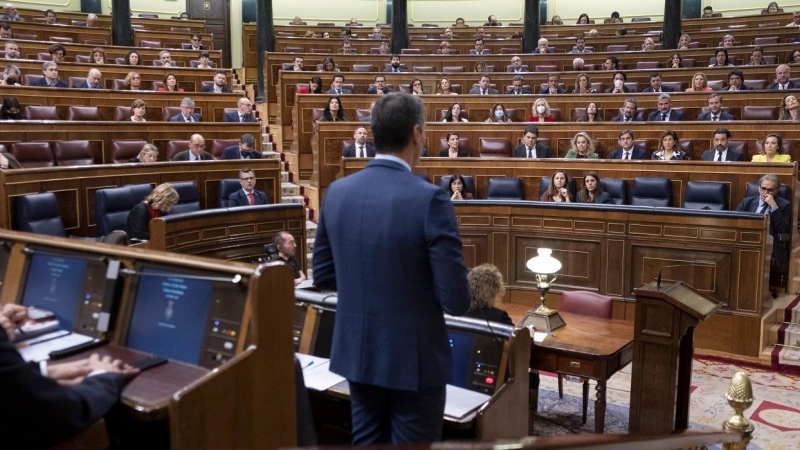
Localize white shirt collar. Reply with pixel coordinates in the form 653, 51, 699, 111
375, 153, 411, 172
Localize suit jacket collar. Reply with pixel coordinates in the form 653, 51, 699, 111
370, 155, 411, 172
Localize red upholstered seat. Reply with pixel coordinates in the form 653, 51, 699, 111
11, 142, 54, 168
210, 139, 239, 160
52, 140, 95, 166
24, 105, 60, 120
479, 138, 512, 157
166, 140, 191, 160
67, 106, 101, 121
112, 140, 147, 163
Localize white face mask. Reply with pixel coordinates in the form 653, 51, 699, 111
614, 79, 624, 87
536, 105, 546, 114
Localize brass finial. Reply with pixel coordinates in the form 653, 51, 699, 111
723, 371, 754, 437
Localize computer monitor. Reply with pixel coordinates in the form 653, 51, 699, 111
123, 263, 248, 369
448, 330, 505, 395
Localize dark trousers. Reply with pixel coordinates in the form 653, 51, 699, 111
348, 381, 446, 445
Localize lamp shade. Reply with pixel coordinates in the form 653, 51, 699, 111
526, 248, 562, 274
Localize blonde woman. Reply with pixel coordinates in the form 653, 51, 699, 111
642, 37, 655, 51
438, 41, 452, 55
564, 132, 598, 158
124, 71, 141, 90
130, 143, 159, 163
778, 94, 799, 121
125, 183, 179, 240
527, 98, 554, 122
685, 72, 712, 92
436, 77, 458, 95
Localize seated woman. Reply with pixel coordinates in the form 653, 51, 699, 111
766, 1, 780, 13
474, 60, 488, 73
565, 132, 598, 158
129, 143, 159, 163
685, 72, 712, 92
439, 132, 468, 158
124, 71, 142, 90
436, 77, 458, 95
485, 103, 512, 123
652, 130, 689, 160
0, 64, 22, 87
158, 73, 184, 92
91, 47, 107, 64
709, 48, 732, 67
578, 171, 612, 204
127, 99, 147, 122
308, 76, 323, 94
550, 15, 563, 25
465, 264, 511, 324
528, 98, 555, 122
319, 56, 340, 72
576, 102, 602, 122
443, 103, 468, 122
125, 183, 179, 241
678, 33, 691, 50
124, 50, 141, 66
540, 170, 572, 202
447, 174, 473, 200
410, 78, 424, 95
641, 37, 655, 51
753, 133, 791, 162
196, 51, 213, 69
577, 13, 591, 24
788, 50, 800, 65
0, 97, 25, 120
48, 43, 67, 63
603, 56, 620, 71
778, 94, 799, 121
572, 73, 597, 94
667, 52, 684, 69
318, 97, 347, 121
438, 41, 452, 55
747, 46, 768, 65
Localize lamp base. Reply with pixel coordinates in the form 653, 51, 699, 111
521, 309, 565, 331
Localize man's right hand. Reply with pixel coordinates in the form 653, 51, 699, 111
50, 354, 140, 385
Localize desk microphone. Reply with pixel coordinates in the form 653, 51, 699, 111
120, 268, 242, 284
656, 263, 715, 288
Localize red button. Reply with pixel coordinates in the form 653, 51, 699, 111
485, 377, 495, 385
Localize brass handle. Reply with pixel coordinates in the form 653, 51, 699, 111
570, 361, 581, 368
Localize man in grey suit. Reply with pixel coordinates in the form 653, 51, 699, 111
326, 74, 352, 95
512, 125, 552, 158
72, 68, 104, 89
384, 55, 407, 73
697, 94, 735, 121
646, 94, 686, 121
700, 128, 743, 161
169, 97, 203, 122
468, 74, 498, 95
568, 35, 593, 54
313, 93, 470, 444
171, 134, 213, 161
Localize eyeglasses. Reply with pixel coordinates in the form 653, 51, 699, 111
240, 103, 252, 107
240, 177, 255, 181
132, 76, 140, 80
759, 186, 777, 193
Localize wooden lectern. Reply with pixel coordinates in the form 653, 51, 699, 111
629, 280, 721, 433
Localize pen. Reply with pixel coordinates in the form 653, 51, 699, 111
302, 360, 314, 370
542, 331, 557, 338
16, 327, 25, 337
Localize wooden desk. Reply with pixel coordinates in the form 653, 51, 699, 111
503, 305, 634, 433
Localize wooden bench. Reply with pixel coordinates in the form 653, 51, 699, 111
134, 30, 214, 50
0, 22, 111, 44
16, 8, 207, 32
14, 41, 223, 68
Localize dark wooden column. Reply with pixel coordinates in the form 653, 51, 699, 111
256, 0, 274, 103
110, 0, 132, 47
523, 0, 541, 53
391, 0, 408, 53
662, 0, 683, 49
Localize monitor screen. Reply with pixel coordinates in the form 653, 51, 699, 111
20, 252, 88, 331
126, 267, 213, 365
448, 330, 504, 395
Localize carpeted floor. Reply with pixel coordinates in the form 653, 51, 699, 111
534, 357, 800, 449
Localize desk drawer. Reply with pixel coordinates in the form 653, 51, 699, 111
557, 356, 596, 377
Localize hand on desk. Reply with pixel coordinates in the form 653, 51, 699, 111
49, 354, 140, 385
0, 304, 27, 340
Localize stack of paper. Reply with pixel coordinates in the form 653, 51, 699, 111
296, 353, 346, 391
444, 384, 491, 420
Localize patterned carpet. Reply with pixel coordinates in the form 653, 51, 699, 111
534, 357, 800, 449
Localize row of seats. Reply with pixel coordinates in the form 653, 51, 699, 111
5, 73, 218, 91
30, 52, 215, 68
16, 105, 238, 122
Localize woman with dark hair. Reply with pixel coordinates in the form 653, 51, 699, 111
410, 78, 424, 95
788, 50, 800, 65
668, 53, 684, 69
576, 102, 602, 122
577, 13, 590, 24
753, 133, 791, 162
124, 50, 141, 66
158, 73, 183, 92
439, 133, 468, 158
748, 46, 768, 65
465, 264, 511, 324
0, 97, 25, 120
126, 183, 180, 241
319, 97, 347, 122
541, 170, 572, 202
652, 130, 689, 160
550, 15, 563, 25
91, 47, 107, 64
308, 76, 323, 94
709, 48, 732, 67
578, 172, 611, 204
778, 94, 799, 121
766, 1, 780, 13
485, 103, 512, 123
603, 56, 620, 70
442, 103, 468, 122
447, 174, 473, 200
196, 51, 213, 69
436, 77, 458, 95
127, 99, 147, 122
320, 56, 340, 72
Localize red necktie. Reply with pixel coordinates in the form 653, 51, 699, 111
248, 192, 254, 205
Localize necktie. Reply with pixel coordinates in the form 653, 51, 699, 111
527, 147, 533, 158
248, 192, 254, 206
336, 89, 342, 94
481, 90, 486, 95
759, 203, 770, 214
359, 146, 365, 158
239, 115, 244, 123
712, 115, 718, 121
662, 113, 667, 121
715, 151, 722, 161
624, 151, 630, 160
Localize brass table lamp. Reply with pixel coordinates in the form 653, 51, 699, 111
521, 248, 565, 331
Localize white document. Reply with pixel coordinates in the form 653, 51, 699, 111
17, 332, 95, 362
295, 279, 315, 290
295, 352, 346, 391
444, 384, 491, 419
532, 332, 548, 343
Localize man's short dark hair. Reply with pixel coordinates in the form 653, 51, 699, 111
390, 54, 400, 59
475, 38, 484, 45
727, 68, 745, 81
649, 72, 662, 79
238, 167, 254, 178
619, 129, 634, 139
374, 74, 385, 81
704, 6, 713, 12
371, 93, 424, 154
480, 74, 492, 81
512, 75, 523, 82
614, 71, 627, 81
215, 69, 226, 76
192, 33, 201, 40
0, 24, 11, 32
713, 128, 731, 139
240, 133, 255, 147
45, 9, 55, 16
524, 125, 539, 136
708, 93, 723, 103
333, 74, 345, 82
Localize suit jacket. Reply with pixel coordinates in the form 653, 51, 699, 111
228, 189, 268, 206
700, 148, 744, 161
357, 115, 371, 122
72, 81, 104, 89
168, 113, 203, 122
647, 109, 686, 121
539, 86, 567, 95
325, 88, 353, 94
342, 143, 376, 157
220, 145, 262, 160
512, 143, 552, 158
611, 115, 643, 122
722, 85, 752, 91
504, 88, 532, 95
383, 67, 408, 73
609, 147, 650, 159
365, 86, 394, 94
222, 111, 257, 122
641, 86, 675, 93
31, 78, 68, 88
313, 158, 470, 390
201, 84, 232, 93
767, 81, 800, 90
736, 195, 791, 267
568, 48, 593, 54
578, 191, 612, 204
0, 327, 126, 447
171, 150, 213, 161
438, 148, 469, 157
190, 45, 208, 50
468, 87, 499, 95
697, 111, 734, 121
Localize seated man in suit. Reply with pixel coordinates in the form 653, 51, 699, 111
169, 97, 203, 122
44, 9, 57, 24
540, 73, 566, 95
158, 50, 177, 68
767, 64, 799, 90
85, 13, 98, 27
0, 24, 12, 39
72, 68, 104, 89
221, 133, 261, 160
228, 167, 268, 206
507, 56, 526, 73
471, 38, 490, 55
338, 40, 357, 55
611, 98, 642, 122
291, 56, 304, 71
505, 75, 532, 95
736, 174, 791, 268
569, 35, 593, 54
533, 37, 554, 54
3, 40, 18, 59
31, 61, 67, 87
605, 71, 631, 93
641, 72, 674, 93
0, 3, 23, 21
384, 55, 407, 73
647, 93, 685, 121
189, 33, 207, 50
326, 74, 352, 95
223, 97, 257, 122
512, 125, 552, 158
366, 74, 393, 95
698, 93, 734, 121
0, 303, 139, 447
172, 134, 212, 161
468, 74, 499, 95
342, 126, 376, 157
201, 70, 231, 93
722, 68, 751, 91
700, 128, 744, 161
272, 231, 306, 285
610, 129, 650, 159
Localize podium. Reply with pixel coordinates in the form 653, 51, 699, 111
629, 280, 721, 433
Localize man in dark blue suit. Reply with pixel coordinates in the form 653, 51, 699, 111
169, 97, 203, 122
72, 68, 104, 89
227, 167, 268, 206
736, 174, 791, 268
223, 97, 258, 122
31, 61, 67, 87
641, 72, 675, 93
609, 129, 650, 159
221, 133, 261, 160
0, 304, 138, 447
342, 126, 376, 157
313, 93, 470, 445
700, 128, 744, 161
697, 94, 735, 121
646, 94, 686, 121
611, 98, 642, 122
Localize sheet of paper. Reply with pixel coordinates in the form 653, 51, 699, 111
295, 279, 315, 290
295, 352, 346, 391
444, 384, 491, 419
18, 333, 95, 362
532, 332, 548, 343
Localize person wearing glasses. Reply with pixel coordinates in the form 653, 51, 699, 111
189, 34, 207, 50
736, 174, 790, 268
222, 134, 261, 160
171, 134, 212, 161
31, 61, 68, 87
123, 71, 142, 90
227, 167, 268, 207
223, 97, 258, 122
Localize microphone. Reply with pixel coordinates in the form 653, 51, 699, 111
656, 263, 714, 289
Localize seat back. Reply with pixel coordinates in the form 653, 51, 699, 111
169, 181, 202, 215
219, 179, 242, 208
140, 40, 162, 48
167, 140, 191, 160
52, 140, 95, 166
538, 176, 578, 199
11, 142, 54, 168
600, 178, 628, 205
24, 105, 60, 120
211, 139, 239, 159
745, 182, 791, 202
486, 178, 525, 200
438, 175, 476, 198
352, 64, 374, 72
111, 79, 127, 90
75, 55, 91, 63
162, 106, 182, 121
114, 106, 132, 121
67, 106, 101, 121
95, 187, 140, 236
126, 184, 153, 202
479, 138, 512, 157
560, 291, 613, 318
683, 181, 728, 210
742, 106, 778, 120
24, 74, 44, 85
631, 177, 672, 207
112, 140, 147, 163
14, 192, 66, 237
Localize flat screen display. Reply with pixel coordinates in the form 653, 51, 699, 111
448, 330, 477, 389
21, 253, 88, 331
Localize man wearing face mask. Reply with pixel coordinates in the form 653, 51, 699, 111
604, 71, 630, 93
